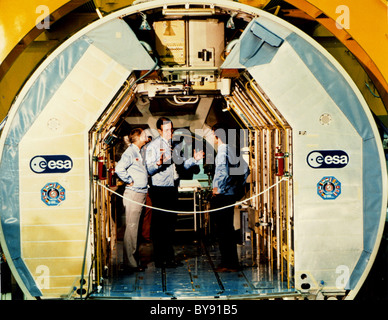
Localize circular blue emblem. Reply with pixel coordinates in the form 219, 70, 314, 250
317, 176, 341, 200
41, 182, 66, 206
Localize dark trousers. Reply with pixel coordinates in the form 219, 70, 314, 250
211, 194, 239, 268
149, 186, 179, 265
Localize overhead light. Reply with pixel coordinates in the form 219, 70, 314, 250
162, 8, 215, 16
139, 12, 151, 30
226, 12, 237, 29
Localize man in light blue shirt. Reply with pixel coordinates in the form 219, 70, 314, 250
115, 128, 149, 272
212, 139, 249, 198
145, 128, 201, 188
145, 117, 204, 268
211, 123, 249, 272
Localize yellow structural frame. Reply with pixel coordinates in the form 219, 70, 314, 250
0, 1, 90, 114
0, 1, 66, 62
283, 0, 388, 114
0, 0, 385, 300
0, 0, 387, 116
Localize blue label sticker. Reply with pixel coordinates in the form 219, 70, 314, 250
41, 182, 66, 206
307, 150, 349, 169
30, 155, 73, 174
317, 176, 341, 200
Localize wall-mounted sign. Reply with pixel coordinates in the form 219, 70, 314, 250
30, 155, 73, 174
307, 151, 348, 169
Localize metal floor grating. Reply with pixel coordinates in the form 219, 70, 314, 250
89, 238, 298, 300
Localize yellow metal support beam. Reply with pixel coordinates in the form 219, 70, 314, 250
0, 1, 93, 75
1, 0, 388, 118
0, 0, 92, 119
0, 0, 69, 64
284, 0, 388, 113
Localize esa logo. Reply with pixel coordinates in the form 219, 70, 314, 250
30, 155, 73, 174
307, 150, 349, 169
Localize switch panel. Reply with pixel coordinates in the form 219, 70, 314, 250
154, 20, 186, 65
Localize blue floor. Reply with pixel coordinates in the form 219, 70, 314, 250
89, 239, 298, 299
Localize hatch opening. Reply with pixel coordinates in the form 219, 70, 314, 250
87, 9, 294, 299
87, 69, 294, 299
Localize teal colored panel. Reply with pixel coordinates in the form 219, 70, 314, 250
239, 21, 283, 67
85, 19, 157, 71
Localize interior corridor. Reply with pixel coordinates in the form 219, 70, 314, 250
89, 232, 297, 299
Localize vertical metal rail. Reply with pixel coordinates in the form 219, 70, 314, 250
94, 165, 102, 287
248, 80, 293, 288
101, 178, 106, 274
241, 81, 276, 272
89, 130, 99, 293
254, 130, 260, 263
93, 136, 114, 284
274, 131, 281, 272
227, 74, 293, 289
87, 75, 138, 291
286, 129, 294, 288
108, 146, 118, 276
242, 79, 284, 275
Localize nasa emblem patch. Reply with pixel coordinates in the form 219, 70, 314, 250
317, 176, 341, 200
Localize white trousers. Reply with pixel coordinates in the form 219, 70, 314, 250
123, 188, 147, 268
